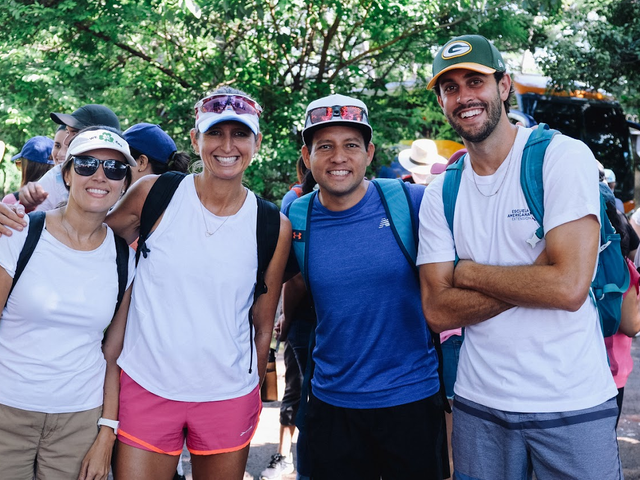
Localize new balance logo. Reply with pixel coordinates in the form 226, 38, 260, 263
379, 218, 390, 228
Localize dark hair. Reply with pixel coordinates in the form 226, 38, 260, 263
61, 125, 132, 191
129, 147, 190, 174
20, 158, 53, 187
301, 168, 316, 195
605, 201, 632, 258
56, 124, 66, 133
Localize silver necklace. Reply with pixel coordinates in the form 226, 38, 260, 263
198, 201, 231, 237
195, 177, 244, 237
471, 145, 515, 198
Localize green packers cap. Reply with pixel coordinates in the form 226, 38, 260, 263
427, 35, 506, 90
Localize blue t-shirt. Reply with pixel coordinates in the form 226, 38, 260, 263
290, 181, 440, 408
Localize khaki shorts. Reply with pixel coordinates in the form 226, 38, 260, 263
0, 402, 102, 480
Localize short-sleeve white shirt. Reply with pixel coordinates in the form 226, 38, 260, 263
417, 126, 617, 413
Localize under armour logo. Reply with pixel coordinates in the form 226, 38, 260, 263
379, 218, 390, 228
292, 231, 304, 241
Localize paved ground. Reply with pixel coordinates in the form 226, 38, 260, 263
170, 338, 640, 479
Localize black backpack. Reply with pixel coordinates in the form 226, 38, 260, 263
135, 172, 281, 373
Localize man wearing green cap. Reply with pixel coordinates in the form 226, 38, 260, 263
417, 35, 622, 479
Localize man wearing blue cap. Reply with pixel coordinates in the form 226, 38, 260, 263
417, 34, 621, 479
285, 93, 448, 480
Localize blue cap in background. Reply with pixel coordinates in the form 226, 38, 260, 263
123, 123, 177, 164
11, 136, 54, 165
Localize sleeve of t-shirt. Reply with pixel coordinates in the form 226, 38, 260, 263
34, 166, 63, 212
416, 174, 456, 266
0, 216, 31, 278
541, 134, 601, 233
281, 188, 300, 213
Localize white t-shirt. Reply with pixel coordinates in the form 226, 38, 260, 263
35, 164, 69, 211
417, 126, 617, 413
0, 216, 135, 413
118, 175, 260, 402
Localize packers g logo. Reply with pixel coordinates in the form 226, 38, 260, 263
442, 41, 472, 59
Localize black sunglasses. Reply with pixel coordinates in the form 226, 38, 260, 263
72, 155, 129, 181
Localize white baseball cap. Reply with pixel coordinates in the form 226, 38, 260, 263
302, 94, 372, 146
67, 129, 136, 166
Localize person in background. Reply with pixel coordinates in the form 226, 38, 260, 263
2, 136, 54, 207
18, 104, 121, 211
261, 157, 315, 480
604, 168, 625, 213
51, 124, 67, 166
397, 138, 448, 185
0, 127, 136, 480
123, 123, 191, 183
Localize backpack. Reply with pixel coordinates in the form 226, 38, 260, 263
442, 124, 630, 337
135, 171, 281, 372
8, 211, 129, 316
288, 178, 450, 427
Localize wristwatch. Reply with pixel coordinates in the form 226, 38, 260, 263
97, 417, 119, 435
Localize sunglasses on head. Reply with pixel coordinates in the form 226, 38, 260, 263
305, 105, 367, 126
195, 94, 263, 120
72, 155, 129, 181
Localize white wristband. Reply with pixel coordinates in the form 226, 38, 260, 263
97, 417, 119, 435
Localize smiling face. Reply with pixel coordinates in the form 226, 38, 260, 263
190, 121, 261, 181
437, 69, 510, 144
302, 125, 374, 211
58, 126, 81, 164
51, 128, 66, 166
63, 148, 128, 213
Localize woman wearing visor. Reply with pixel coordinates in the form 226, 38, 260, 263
0, 127, 136, 480
107, 86, 291, 479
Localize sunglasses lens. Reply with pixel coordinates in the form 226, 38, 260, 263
309, 107, 333, 124
201, 96, 230, 114
103, 160, 128, 181
73, 156, 99, 176
340, 106, 364, 121
199, 95, 261, 117
72, 156, 127, 180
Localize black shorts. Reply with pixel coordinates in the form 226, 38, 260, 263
307, 392, 449, 480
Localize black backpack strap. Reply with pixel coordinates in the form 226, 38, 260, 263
8, 211, 46, 304
248, 196, 281, 373
136, 171, 187, 265
113, 233, 129, 315
254, 196, 281, 302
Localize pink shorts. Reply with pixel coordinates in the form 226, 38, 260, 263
118, 371, 261, 456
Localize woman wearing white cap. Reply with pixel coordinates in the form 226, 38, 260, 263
0, 126, 136, 480
106, 86, 291, 479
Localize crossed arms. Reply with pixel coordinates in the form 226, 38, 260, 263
420, 214, 600, 333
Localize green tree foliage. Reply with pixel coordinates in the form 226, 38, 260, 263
0, 0, 559, 199
537, 0, 640, 115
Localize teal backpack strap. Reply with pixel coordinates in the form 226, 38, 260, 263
519, 123, 557, 247
442, 156, 465, 264
371, 178, 417, 274
287, 191, 317, 289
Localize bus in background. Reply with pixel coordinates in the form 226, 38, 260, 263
509, 74, 637, 213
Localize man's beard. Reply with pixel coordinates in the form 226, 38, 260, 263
446, 95, 503, 144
